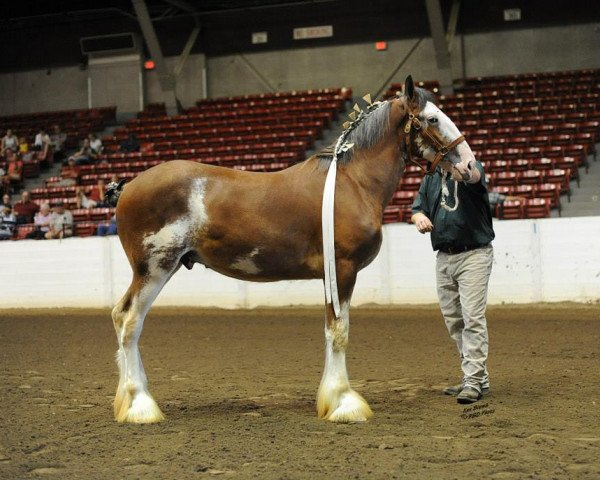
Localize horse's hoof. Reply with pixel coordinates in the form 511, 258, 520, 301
116, 392, 165, 424
317, 388, 373, 423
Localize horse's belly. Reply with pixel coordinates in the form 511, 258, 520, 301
197, 244, 321, 282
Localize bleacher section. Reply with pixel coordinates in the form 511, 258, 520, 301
0, 106, 116, 150
0, 106, 116, 186
14, 88, 351, 238
382, 69, 599, 222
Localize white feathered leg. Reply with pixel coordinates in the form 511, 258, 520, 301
317, 301, 373, 423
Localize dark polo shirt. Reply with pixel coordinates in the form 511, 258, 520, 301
411, 162, 495, 252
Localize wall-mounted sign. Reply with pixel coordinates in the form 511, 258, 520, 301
293, 25, 333, 40
503, 8, 522, 21
252, 32, 268, 44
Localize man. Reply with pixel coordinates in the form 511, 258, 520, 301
33, 127, 51, 151
411, 161, 495, 404
45, 201, 73, 239
0, 205, 16, 240
13, 190, 39, 224
50, 124, 67, 161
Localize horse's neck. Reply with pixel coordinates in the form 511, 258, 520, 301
345, 143, 405, 210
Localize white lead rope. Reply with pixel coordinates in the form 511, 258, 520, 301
440, 170, 460, 212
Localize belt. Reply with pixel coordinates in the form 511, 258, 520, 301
439, 244, 489, 255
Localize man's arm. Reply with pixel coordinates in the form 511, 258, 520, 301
411, 212, 433, 233
410, 178, 433, 234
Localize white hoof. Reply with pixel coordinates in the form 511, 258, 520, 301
116, 391, 165, 424
317, 387, 373, 423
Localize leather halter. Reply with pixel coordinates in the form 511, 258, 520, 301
404, 106, 465, 176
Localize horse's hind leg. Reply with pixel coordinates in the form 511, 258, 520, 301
316, 266, 373, 423
112, 255, 181, 424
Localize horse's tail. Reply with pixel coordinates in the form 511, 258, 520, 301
105, 179, 127, 207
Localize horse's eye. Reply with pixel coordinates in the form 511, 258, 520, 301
428, 117, 438, 124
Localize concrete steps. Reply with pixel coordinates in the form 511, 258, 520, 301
553, 146, 600, 217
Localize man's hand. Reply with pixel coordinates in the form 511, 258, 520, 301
411, 212, 433, 234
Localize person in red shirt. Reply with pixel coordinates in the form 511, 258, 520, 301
47, 158, 80, 188
1, 149, 23, 195
76, 179, 106, 209
13, 190, 39, 224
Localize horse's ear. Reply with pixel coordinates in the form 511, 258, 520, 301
404, 75, 415, 100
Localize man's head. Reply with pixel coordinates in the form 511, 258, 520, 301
6, 129, 13, 137
53, 201, 65, 214
21, 191, 31, 203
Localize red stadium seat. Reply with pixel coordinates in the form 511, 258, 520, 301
498, 200, 524, 220
383, 206, 402, 224
535, 183, 562, 212
392, 190, 416, 206
524, 198, 551, 219
518, 170, 543, 185
493, 171, 518, 187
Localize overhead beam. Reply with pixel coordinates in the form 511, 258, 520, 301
174, 25, 201, 77
424, 0, 454, 95
446, 0, 461, 53
163, 0, 197, 13
132, 0, 178, 114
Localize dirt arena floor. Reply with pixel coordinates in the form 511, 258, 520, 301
1, 304, 599, 479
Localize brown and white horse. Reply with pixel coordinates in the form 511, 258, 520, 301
109, 76, 477, 424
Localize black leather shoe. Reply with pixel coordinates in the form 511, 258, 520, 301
443, 384, 490, 396
457, 386, 482, 404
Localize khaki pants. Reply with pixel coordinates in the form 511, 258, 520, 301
436, 245, 493, 393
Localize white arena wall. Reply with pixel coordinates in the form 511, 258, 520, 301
2, 216, 599, 309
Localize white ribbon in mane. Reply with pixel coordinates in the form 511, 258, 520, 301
321, 133, 352, 320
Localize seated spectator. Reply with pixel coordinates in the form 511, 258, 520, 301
45, 201, 73, 239
119, 133, 140, 153
50, 124, 67, 161
18, 137, 34, 162
97, 214, 117, 236
88, 133, 103, 155
47, 158, 80, 187
0, 204, 16, 240
33, 127, 51, 152
68, 138, 97, 166
13, 190, 39, 225
1, 193, 11, 211
76, 179, 106, 209
1, 129, 19, 156
1, 149, 23, 195
26, 202, 52, 239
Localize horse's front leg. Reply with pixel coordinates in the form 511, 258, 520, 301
317, 269, 373, 423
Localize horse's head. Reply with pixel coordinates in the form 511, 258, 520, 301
391, 75, 478, 182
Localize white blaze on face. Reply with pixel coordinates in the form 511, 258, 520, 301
231, 247, 261, 275
418, 101, 476, 178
